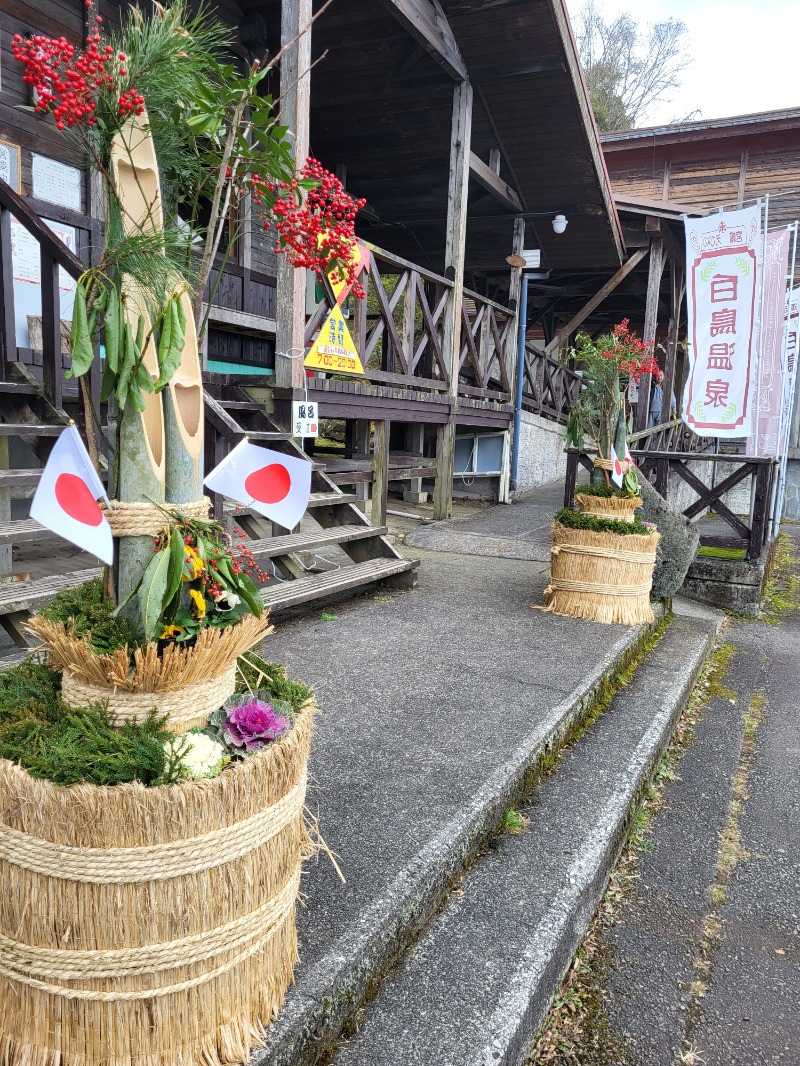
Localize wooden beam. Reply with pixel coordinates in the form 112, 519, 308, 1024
634, 236, 666, 432
469, 152, 523, 213
275, 0, 311, 390
544, 247, 649, 354
470, 57, 564, 83
662, 259, 685, 422
434, 79, 473, 520
737, 148, 749, 207
377, 0, 468, 81
371, 420, 390, 526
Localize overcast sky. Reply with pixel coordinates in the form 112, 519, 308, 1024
569, 0, 799, 127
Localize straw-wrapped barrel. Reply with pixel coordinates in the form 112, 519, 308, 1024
0, 700, 315, 1066
574, 492, 643, 523
540, 520, 659, 625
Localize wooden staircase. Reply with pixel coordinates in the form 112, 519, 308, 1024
0, 379, 418, 655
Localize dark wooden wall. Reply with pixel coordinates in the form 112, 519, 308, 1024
605, 128, 800, 228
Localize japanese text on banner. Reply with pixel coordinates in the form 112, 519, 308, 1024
747, 229, 791, 456
683, 206, 761, 437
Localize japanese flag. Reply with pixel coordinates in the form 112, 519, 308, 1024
30, 425, 113, 564
610, 445, 625, 489
204, 440, 312, 530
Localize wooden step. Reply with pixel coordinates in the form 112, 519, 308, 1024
224, 493, 357, 520
247, 524, 387, 559
0, 423, 65, 436
260, 556, 418, 614
244, 430, 293, 441
0, 568, 101, 617
223, 401, 263, 411
0, 469, 45, 489
0, 519, 58, 546
0, 382, 38, 396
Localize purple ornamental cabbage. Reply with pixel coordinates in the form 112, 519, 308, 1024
222, 699, 290, 752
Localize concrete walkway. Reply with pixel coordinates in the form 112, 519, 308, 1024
255, 484, 662, 1065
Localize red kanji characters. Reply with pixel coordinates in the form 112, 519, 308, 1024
710, 274, 738, 303
705, 379, 730, 408
706, 343, 734, 371
710, 309, 737, 336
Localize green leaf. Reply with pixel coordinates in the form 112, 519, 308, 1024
135, 359, 155, 394
68, 283, 95, 379
128, 379, 146, 413
236, 572, 264, 617
115, 321, 136, 410
100, 361, 116, 403
164, 528, 186, 610
140, 546, 171, 642
105, 287, 120, 373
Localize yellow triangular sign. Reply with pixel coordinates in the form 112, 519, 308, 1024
305, 304, 365, 376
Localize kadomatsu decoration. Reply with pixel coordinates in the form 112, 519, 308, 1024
1, 4, 351, 1063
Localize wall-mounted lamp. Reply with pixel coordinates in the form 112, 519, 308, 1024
551, 214, 568, 235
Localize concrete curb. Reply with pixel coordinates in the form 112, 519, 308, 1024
473, 611, 724, 1066
256, 610, 667, 1066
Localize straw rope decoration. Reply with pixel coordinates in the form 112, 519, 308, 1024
100, 497, 212, 538
61, 665, 237, 733
0, 700, 316, 1066
536, 520, 660, 625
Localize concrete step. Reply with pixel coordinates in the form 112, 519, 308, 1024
251, 605, 676, 1066
0, 519, 59, 546
326, 611, 721, 1066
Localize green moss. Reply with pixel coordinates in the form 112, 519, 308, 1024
760, 532, 800, 620
0, 658, 181, 787
555, 507, 653, 538
40, 579, 142, 655
236, 652, 313, 713
697, 546, 747, 560
574, 484, 639, 500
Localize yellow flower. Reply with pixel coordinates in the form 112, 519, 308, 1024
183, 544, 204, 581
189, 588, 207, 619
159, 624, 184, 640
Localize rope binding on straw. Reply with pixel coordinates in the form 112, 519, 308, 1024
101, 497, 211, 538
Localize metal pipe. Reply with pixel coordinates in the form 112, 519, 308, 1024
510, 274, 529, 492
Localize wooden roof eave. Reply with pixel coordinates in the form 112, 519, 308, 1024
546, 0, 625, 266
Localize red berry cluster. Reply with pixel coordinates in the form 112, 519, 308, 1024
254, 157, 366, 299
12, 10, 143, 131
231, 525, 270, 583
605, 319, 659, 382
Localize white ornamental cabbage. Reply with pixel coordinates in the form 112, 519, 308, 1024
167, 732, 228, 780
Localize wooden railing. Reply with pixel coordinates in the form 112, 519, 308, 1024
626, 418, 715, 455
564, 446, 777, 560
458, 289, 515, 402
305, 243, 453, 393
0, 177, 89, 410
520, 345, 581, 424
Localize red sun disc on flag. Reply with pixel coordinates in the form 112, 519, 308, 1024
614, 459, 623, 476
244, 463, 292, 504
54, 472, 103, 527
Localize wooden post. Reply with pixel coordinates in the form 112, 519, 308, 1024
433, 78, 473, 521
506, 217, 525, 390
634, 237, 665, 432
40, 249, 62, 410
403, 422, 426, 503
0, 438, 11, 580
275, 0, 312, 390
662, 259, 685, 422
371, 419, 389, 526
0, 209, 16, 380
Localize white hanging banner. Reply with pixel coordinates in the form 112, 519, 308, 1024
683, 205, 762, 437
29, 425, 113, 565
747, 229, 791, 456
779, 286, 800, 454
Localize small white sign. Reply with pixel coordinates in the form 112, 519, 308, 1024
521, 249, 541, 269
32, 155, 82, 212
628, 376, 639, 404
292, 400, 319, 439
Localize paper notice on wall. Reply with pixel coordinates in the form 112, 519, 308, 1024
31, 155, 82, 211
0, 141, 20, 191
10, 218, 77, 346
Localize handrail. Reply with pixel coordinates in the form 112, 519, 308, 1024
363, 240, 453, 289
0, 177, 84, 280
